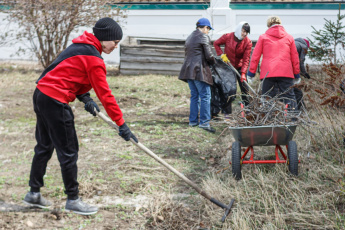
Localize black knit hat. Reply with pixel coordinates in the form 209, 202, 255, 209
93, 17, 123, 41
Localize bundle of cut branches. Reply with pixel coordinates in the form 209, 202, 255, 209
214, 81, 314, 128
224, 95, 312, 128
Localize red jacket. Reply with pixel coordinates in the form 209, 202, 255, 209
248, 25, 300, 79
36, 31, 125, 126
213, 32, 252, 74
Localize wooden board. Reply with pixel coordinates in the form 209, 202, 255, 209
121, 47, 184, 58
121, 56, 184, 64
119, 69, 180, 76
120, 61, 182, 71
120, 36, 186, 75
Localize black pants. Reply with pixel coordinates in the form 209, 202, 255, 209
30, 88, 79, 197
294, 87, 305, 110
236, 69, 250, 106
262, 77, 297, 108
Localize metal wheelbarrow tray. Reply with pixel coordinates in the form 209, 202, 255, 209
228, 125, 299, 180
230, 125, 297, 147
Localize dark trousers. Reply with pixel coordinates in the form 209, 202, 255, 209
236, 69, 250, 106
30, 88, 79, 197
262, 77, 297, 108
294, 87, 305, 110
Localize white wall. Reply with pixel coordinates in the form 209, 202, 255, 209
237, 10, 341, 42
0, 2, 343, 65
121, 4, 343, 65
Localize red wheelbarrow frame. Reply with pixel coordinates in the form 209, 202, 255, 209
229, 103, 300, 179
229, 144, 300, 165
235, 103, 301, 165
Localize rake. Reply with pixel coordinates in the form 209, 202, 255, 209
96, 111, 235, 223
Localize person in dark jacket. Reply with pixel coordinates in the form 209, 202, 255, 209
23, 18, 137, 215
294, 38, 311, 109
213, 21, 252, 115
179, 18, 216, 133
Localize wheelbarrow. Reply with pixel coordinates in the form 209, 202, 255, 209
228, 125, 299, 180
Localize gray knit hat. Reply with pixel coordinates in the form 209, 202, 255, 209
93, 17, 123, 41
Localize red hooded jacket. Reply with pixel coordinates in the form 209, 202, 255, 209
213, 32, 252, 74
248, 25, 300, 79
36, 31, 125, 126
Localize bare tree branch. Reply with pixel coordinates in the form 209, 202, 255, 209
2, 0, 126, 67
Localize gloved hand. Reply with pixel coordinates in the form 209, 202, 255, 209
240, 73, 247, 82
304, 73, 311, 79
118, 123, 138, 143
85, 100, 100, 116
293, 78, 301, 85
220, 54, 230, 64
247, 76, 254, 84
340, 79, 345, 94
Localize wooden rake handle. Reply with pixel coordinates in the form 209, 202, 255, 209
96, 111, 235, 222
96, 111, 210, 198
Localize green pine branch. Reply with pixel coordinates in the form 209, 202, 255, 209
308, 3, 345, 64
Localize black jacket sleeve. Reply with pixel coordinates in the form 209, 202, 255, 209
299, 49, 307, 75
296, 43, 307, 75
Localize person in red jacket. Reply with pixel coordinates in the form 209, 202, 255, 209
247, 16, 300, 108
23, 18, 137, 215
214, 21, 252, 114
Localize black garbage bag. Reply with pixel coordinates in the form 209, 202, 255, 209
210, 58, 237, 116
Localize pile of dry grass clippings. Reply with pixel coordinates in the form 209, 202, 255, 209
144, 192, 204, 229
295, 63, 345, 161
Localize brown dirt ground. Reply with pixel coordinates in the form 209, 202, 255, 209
0, 66, 228, 229
1, 65, 344, 230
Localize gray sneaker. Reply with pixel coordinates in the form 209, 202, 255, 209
23, 192, 52, 209
65, 198, 98, 215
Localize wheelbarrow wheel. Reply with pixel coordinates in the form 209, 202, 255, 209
288, 141, 298, 176
231, 142, 242, 180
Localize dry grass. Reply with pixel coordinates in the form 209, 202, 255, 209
0, 63, 344, 229
145, 66, 345, 229
144, 191, 201, 229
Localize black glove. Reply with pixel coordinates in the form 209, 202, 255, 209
85, 100, 100, 116
341, 80, 345, 94
118, 123, 138, 143
76, 92, 100, 116
76, 92, 92, 103
304, 73, 311, 79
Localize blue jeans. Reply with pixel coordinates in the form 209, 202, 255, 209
188, 80, 211, 127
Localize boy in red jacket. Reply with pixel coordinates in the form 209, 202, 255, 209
23, 18, 137, 215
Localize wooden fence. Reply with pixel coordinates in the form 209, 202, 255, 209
120, 36, 185, 76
